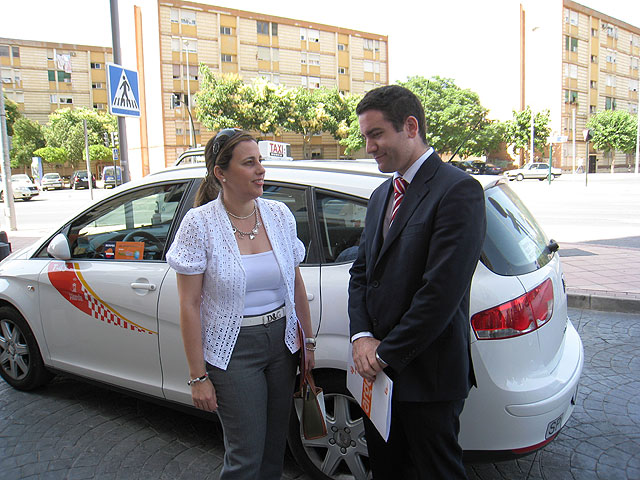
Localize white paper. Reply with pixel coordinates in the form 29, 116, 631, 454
346, 345, 393, 441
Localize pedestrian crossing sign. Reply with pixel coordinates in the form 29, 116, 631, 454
107, 64, 140, 118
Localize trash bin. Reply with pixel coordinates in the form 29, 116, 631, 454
0, 231, 12, 261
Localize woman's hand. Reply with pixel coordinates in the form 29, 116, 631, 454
304, 348, 315, 375
191, 379, 218, 412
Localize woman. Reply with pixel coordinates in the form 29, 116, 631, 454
166, 129, 315, 480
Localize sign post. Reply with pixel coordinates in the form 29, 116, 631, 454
546, 135, 567, 185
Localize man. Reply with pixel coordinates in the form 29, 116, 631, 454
348, 85, 486, 479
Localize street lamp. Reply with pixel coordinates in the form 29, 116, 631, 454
183, 39, 197, 148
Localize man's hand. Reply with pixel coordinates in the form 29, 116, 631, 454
353, 337, 383, 382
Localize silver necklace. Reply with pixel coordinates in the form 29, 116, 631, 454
222, 198, 261, 240
226, 202, 257, 220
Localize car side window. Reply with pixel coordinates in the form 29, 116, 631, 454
64, 183, 188, 261
316, 191, 367, 263
262, 184, 311, 263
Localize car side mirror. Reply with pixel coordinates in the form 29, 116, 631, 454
47, 233, 71, 260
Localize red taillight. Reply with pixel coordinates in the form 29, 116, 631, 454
471, 278, 554, 340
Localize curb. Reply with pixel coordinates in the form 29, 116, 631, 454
567, 292, 640, 314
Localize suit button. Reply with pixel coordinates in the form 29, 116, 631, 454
371, 280, 380, 288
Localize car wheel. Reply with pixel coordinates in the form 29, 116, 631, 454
73, 183, 78, 190
23, 197, 32, 201
538, 178, 545, 181
288, 370, 370, 480
516, 174, 524, 181
0, 306, 54, 391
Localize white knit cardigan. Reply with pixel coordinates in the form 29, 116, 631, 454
166, 196, 305, 369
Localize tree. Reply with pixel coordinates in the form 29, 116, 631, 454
9, 117, 45, 168
44, 108, 117, 168
3, 95, 20, 137
504, 107, 551, 162
586, 110, 637, 167
89, 145, 113, 164
33, 146, 68, 165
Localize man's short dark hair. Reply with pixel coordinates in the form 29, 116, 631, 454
356, 85, 427, 144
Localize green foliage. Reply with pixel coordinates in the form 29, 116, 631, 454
9, 117, 45, 168
3, 95, 21, 137
89, 145, 113, 164
44, 107, 117, 167
586, 110, 637, 154
505, 107, 551, 154
33, 146, 68, 165
195, 67, 356, 158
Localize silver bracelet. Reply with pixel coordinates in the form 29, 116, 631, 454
305, 344, 317, 351
187, 372, 208, 386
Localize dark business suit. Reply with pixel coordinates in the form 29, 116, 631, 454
348, 151, 486, 479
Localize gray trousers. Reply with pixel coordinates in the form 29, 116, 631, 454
207, 317, 298, 480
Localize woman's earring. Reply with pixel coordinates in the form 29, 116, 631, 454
222, 178, 226, 183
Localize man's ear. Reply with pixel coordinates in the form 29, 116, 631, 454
405, 116, 419, 139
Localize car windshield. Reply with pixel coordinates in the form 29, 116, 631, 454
44, 174, 59, 179
77, 172, 88, 178
12, 175, 31, 182
481, 183, 552, 276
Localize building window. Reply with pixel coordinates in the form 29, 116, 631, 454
92, 82, 103, 89
564, 90, 578, 104
9, 92, 24, 103
589, 105, 597, 114
1, 68, 12, 83
338, 43, 347, 51
271, 49, 279, 62
364, 60, 374, 73
11, 46, 19, 58
309, 76, 320, 89
630, 79, 639, 92
631, 58, 639, 70
183, 39, 197, 53
257, 46, 271, 61
94, 103, 106, 110
338, 67, 348, 74
90, 62, 102, 69
172, 64, 181, 79
632, 35, 640, 47
605, 97, 616, 110
272, 23, 278, 36
605, 75, 616, 87
47, 70, 55, 81
59, 96, 73, 104
58, 71, 71, 83
181, 10, 196, 26
591, 55, 598, 63
49, 94, 57, 103
308, 54, 320, 66
257, 21, 269, 35
184, 65, 198, 80
564, 9, 578, 26
606, 51, 616, 63
300, 53, 307, 65
590, 80, 597, 89
220, 26, 232, 35
0, 46, 9, 57
300, 28, 307, 41
565, 36, 578, 52
176, 128, 183, 136
308, 29, 320, 43
631, 104, 638, 114
591, 28, 598, 37
221, 54, 234, 63
46, 49, 54, 60
564, 63, 578, 78
311, 147, 323, 159
602, 23, 618, 38
170, 8, 179, 23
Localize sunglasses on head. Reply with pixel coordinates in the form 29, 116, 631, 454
212, 128, 243, 157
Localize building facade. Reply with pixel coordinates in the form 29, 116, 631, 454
159, 1, 388, 165
0, 38, 112, 124
560, 0, 639, 172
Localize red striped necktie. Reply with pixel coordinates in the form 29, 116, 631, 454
391, 177, 408, 222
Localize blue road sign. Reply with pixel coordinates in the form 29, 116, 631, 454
107, 64, 140, 117
112, 148, 119, 160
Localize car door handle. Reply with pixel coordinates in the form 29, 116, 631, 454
307, 293, 314, 301
131, 282, 157, 291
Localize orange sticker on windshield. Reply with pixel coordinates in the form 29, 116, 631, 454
47, 261, 157, 335
115, 241, 144, 260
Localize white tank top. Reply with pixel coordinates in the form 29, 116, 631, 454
241, 250, 286, 316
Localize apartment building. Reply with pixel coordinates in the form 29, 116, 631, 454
159, 1, 388, 164
0, 38, 112, 124
561, 0, 639, 172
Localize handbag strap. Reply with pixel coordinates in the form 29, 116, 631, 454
296, 322, 318, 394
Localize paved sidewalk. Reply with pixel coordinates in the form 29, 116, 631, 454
560, 242, 640, 314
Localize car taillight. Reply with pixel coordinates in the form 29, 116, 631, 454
471, 278, 554, 340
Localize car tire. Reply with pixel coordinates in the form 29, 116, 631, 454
0, 306, 54, 391
539, 178, 545, 181
73, 183, 78, 190
23, 197, 32, 201
287, 369, 370, 480
516, 174, 524, 181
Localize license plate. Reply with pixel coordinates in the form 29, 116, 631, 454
545, 414, 563, 439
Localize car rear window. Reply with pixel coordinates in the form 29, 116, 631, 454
481, 183, 553, 276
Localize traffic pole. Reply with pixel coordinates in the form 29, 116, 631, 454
0, 83, 17, 230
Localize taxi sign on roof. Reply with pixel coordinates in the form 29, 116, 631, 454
107, 64, 140, 118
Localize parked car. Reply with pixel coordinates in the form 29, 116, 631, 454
0, 174, 40, 201
102, 165, 123, 188
41, 173, 64, 190
70, 170, 97, 189
449, 160, 477, 173
471, 161, 504, 175
0, 159, 583, 480
504, 162, 562, 181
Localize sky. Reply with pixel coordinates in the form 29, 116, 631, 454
1, 0, 638, 121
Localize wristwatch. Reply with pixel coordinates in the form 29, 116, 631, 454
305, 337, 317, 351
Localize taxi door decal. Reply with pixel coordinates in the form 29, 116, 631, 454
48, 261, 157, 335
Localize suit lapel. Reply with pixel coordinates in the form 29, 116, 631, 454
370, 179, 392, 266
374, 153, 441, 267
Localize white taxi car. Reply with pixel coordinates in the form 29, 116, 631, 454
0, 159, 583, 480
